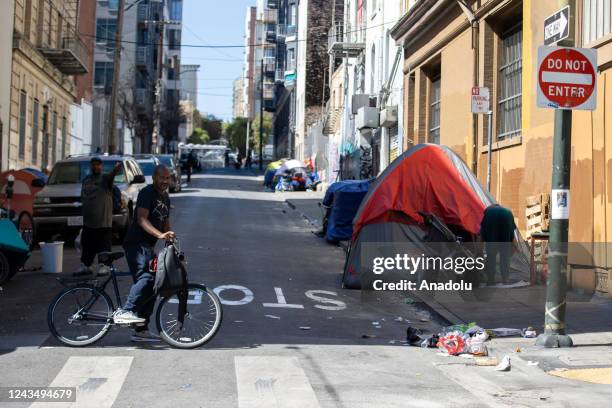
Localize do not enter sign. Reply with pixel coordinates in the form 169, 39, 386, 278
537, 46, 597, 110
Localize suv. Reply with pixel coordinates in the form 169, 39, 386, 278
33, 155, 146, 241
133, 154, 160, 186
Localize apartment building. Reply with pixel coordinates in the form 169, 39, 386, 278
0, 1, 15, 171
180, 63, 199, 106
270, 0, 298, 159
9, 0, 89, 171
233, 77, 245, 119
92, 0, 139, 154
243, 6, 257, 120
294, 0, 334, 161
391, 0, 612, 295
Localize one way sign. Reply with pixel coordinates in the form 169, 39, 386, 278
544, 6, 570, 46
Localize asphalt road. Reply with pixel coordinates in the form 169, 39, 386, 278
2, 169, 612, 407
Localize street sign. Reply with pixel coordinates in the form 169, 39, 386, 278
544, 6, 570, 46
471, 87, 490, 114
537, 46, 597, 110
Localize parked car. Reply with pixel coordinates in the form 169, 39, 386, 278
0, 169, 47, 248
134, 155, 160, 185
32, 155, 146, 242
156, 154, 182, 193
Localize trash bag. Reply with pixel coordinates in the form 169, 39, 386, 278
406, 326, 424, 346
437, 332, 467, 355
420, 334, 440, 348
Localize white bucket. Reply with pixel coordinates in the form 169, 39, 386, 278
39, 241, 64, 273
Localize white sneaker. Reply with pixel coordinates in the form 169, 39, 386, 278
130, 330, 161, 343
113, 309, 146, 324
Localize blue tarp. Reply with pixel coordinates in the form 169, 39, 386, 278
264, 169, 276, 187
325, 179, 374, 242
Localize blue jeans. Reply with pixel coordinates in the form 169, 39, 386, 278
123, 244, 156, 331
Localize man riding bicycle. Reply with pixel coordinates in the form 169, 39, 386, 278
113, 164, 175, 342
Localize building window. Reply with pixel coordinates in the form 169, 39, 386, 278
18, 91, 27, 159
96, 18, 117, 50
429, 75, 441, 144
32, 99, 39, 164
170, 0, 183, 21
497, 24, 522, 140
94, 61, 114, 88
42, 106, 49, 169
61, 117, 67, 159
168, 29, 181, 50
108, 0, 119, 11
583, 0, 612, 44
51, 111, 57, 164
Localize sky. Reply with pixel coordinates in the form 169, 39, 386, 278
181, 0, 255, 122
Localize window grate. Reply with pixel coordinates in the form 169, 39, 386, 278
497, 25, 522, 141
429, 76, 441, 144
18, 91, 27, 159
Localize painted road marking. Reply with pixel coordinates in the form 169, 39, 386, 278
262, 287, 304, 309
304, 290, 347, 311
214, 285, 255, 306
30, 356, 133, 408
235, 356, 320, 408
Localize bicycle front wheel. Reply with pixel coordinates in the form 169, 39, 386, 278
48, 286, 113, 347
156, 284, 223, 349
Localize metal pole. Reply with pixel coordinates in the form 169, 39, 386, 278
536, 108, 573, 348
535, 0, 575, 349
246, 119, 250, 159
259, 59, 264, 171
108, 0, 127, 154
486, 110, 492, 191
152, 21, 165, 154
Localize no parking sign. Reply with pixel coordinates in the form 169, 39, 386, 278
537, 46, 597, 110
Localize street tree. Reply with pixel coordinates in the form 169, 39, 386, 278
225, 117, 253, 157
188, 128, 210, 145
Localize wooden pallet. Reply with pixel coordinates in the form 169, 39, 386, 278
526, 193, 550, 237
526, 193, 550, 272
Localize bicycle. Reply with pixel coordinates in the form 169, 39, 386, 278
47, 241, 223, 349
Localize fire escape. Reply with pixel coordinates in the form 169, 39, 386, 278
262, 6, 277, 112
36, 0, 89, 75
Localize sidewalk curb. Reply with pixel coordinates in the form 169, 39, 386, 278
284, 199, 321, 229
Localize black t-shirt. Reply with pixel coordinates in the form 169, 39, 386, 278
124, 185, 170, 247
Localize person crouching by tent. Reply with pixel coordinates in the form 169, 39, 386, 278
480, 204, 516, 285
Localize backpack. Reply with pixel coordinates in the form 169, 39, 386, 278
153, 244, 187, 296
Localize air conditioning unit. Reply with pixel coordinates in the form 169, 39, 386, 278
351, 94, 377, 114
380, 105, 398, 127
356, 107, 379, 130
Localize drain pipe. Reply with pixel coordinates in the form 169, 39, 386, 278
456, 0, 480, 175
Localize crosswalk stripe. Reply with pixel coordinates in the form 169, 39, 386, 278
29, 356, 133, 408
235, 356, 321, 408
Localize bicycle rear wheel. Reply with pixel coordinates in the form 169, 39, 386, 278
156, 284, 222, 349
48, 286, 113, 347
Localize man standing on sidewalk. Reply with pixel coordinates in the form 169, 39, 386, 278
480, 204, 516, 285
114, 165, 175, 342
79, 158, 122, 274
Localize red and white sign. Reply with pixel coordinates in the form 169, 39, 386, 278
537, 46, 597, 110
471, 87, 490, 114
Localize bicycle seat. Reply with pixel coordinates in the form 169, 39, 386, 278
98, 251, 125, 265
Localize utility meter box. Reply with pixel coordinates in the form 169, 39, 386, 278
356, 107, 380, 129
380, 105, 398, 127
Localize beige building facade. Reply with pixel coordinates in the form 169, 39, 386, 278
0, 0, 16, 171
9, 0, 87, 171
392, 0, 612, 295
